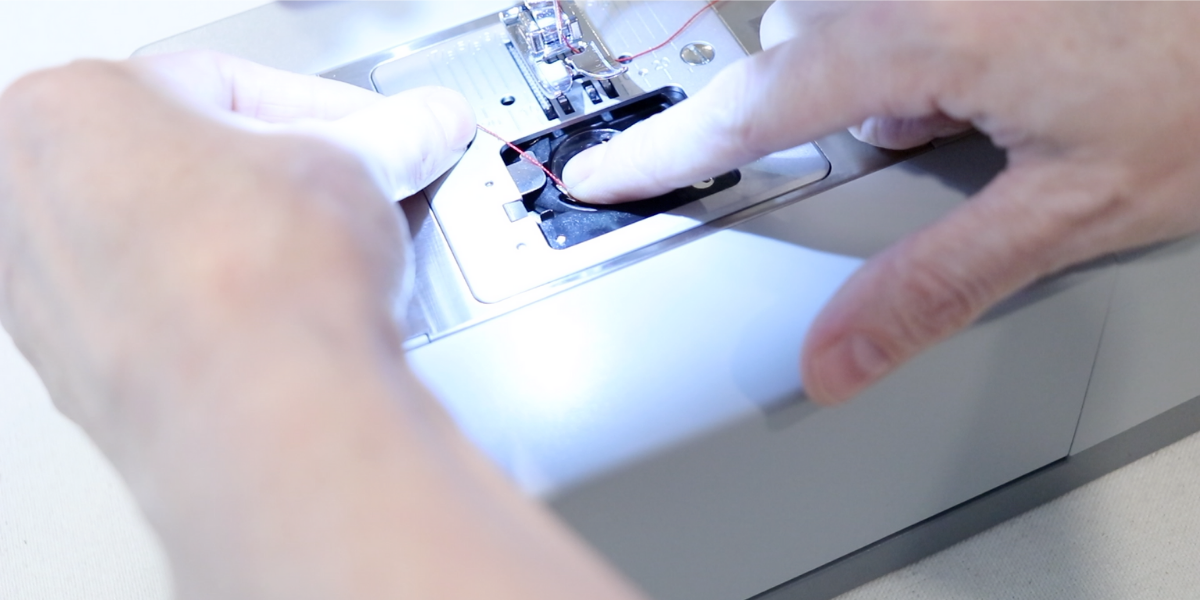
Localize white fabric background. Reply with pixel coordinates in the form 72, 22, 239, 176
1, 3, 1198, 599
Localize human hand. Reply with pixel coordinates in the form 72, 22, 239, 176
0, 53, 645, 600
0, 51, 474, 436
562, 2, 1200, 405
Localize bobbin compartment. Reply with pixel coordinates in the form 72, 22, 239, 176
498, 87, 740, 249
369, 3, 832, 305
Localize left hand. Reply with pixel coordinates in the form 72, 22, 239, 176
0, 50, 475, 437
0, 52, 644, 600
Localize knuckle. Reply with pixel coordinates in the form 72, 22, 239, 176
1, 60, 132, 125
0, 70, 65, 121
870, 3, 987, 113
1055, 174, 1132, 227
884, 248, 993, 353
1013, 165, 1135, 261
712, 63, 774, 160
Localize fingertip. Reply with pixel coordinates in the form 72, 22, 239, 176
758, 1, 796, 50
561, 145, 609, 203
560, 145, 597, 188
802, 332, 892, 406
849, 115, 973, 150
322, 86, 480, 200
373, 86, 476, 154
849, 117, 922, 150
799, 164, 1068, 407
421, 87, 477, 152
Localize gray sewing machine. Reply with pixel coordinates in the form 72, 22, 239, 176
139, 3, 1200, 599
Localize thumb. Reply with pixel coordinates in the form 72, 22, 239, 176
849, 114, 973, 150
800, 163, 1109, 405
299, 86, 477, 201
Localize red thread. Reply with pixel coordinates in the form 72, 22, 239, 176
617, 0, 722, 63
555, 0, 583, 55
479, 1, 720, 198
476, 123, 574, 197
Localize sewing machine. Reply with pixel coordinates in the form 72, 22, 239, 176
139, 2, 1200, 599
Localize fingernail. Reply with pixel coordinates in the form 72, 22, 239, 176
847, 118, 876, 146
561, 145, 603, 196
810, 333, 891, 404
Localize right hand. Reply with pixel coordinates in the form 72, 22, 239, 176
562, 2, 1200, 406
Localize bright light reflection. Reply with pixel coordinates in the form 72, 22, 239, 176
408, 227, 863, 497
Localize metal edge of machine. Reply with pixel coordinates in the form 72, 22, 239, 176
752, 391, 1200, 600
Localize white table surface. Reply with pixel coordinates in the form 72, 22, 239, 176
1, 3, 1198, 599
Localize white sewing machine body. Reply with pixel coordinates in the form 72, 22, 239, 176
140, 3, 1200, 599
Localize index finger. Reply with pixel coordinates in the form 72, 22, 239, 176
131, 50, 383, 123
562, 5, 946, 203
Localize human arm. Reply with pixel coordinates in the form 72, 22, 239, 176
562, 2, 1200, 405
0, 52, 645, 600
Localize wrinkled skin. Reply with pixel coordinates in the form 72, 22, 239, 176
0, 52, 645, 600
0, 52, 472, 435
7, 2, 1200, 596
564, 2, 1200, 405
